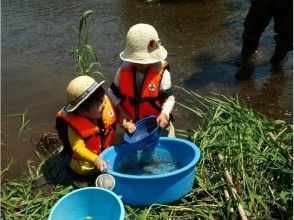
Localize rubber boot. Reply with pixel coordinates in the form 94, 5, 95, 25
241, 39, 259, 57
236, 39, 259, 68
270, 49, 287, 66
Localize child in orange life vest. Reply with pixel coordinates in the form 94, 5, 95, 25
106, 23, 175, 136
56, 75, 133, 176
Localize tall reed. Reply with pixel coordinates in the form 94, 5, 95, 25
71, 10, 104, 79
174, 87, 292, 219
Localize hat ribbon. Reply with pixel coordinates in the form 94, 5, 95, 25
70, 81, 98, 107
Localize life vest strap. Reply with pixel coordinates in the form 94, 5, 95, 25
125, 96, 162, 114
147, 99, 162, 113
158, 87, 174, 100
110, 82, 122, 99
83, 130, 103, 142
126, 91, 174, 105
55, 116, 73, 156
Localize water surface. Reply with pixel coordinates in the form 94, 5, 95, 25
2, 0, 292, 177
114, 148, 182, 175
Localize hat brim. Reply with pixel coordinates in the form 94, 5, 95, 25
64, 80, 105, 113
120, 46, 167, 64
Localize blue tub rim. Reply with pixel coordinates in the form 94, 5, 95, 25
101, 137, 201, 180
48, 187, 125, 220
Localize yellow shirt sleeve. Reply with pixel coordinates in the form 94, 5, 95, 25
68, 126, 98, 163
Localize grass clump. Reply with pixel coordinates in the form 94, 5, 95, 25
174, 88, 293, 219
1, 162, 73, 220
1, 91, 292, 219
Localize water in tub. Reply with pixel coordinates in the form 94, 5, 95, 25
115, 147, 182, 175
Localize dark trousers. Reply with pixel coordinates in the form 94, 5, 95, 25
242, 0, 293, 58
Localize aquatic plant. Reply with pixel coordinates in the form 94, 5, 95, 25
71, 10, 104, 79
1, 109, 31, 135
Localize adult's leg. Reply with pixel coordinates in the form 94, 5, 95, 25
271, 0, 293, 65
242, 0, 274, 56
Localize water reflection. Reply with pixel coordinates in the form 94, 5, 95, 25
237, 66, 290, 120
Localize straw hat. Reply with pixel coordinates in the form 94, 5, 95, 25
65, 75, 105, 112
120, 23, 167, 64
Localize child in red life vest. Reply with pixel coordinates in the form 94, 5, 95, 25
106, 23, 175, 136
56, 76, 132, 176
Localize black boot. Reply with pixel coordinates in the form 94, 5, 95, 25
270, 50, 287, 65
270, 48, 288, 73
236, 39, 259, 68
241, 39, 259, 57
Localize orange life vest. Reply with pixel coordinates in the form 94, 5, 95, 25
119, 60, 168, 122
55, 96, 117, 158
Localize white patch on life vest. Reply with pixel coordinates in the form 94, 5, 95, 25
108, 109, 114, 117
148, 83, 156, 92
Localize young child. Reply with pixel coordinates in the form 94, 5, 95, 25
56, 75, 130, 176
107, 23, 175, 136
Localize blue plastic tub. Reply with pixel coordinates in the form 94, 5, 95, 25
48, 187, 124, 220
101, 137, 201, 206
124, 115, 161, 150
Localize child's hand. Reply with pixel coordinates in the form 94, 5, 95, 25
94, 157, 108, 172
117, 105, 136, 133
123, 119, 136, 133
157, 113, 169, 128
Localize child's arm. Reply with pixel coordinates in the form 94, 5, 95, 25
157, 69, 175, 127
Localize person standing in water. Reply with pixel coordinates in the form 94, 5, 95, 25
240, 0, 293, 67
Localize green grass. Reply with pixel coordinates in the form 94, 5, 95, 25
70, 10, 105, 79
1, 161, 73, 220
1, 92, 292, 219
1, 110, 31, 135
174, 88, 293, 219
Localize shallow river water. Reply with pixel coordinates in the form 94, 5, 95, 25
1, 0, 293, 178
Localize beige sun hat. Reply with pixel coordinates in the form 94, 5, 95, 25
120, 23, 167, 64
64, 75, 105, 112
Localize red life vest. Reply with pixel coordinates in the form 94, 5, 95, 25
55, 96, 117, 158
119, 60, 168, 122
